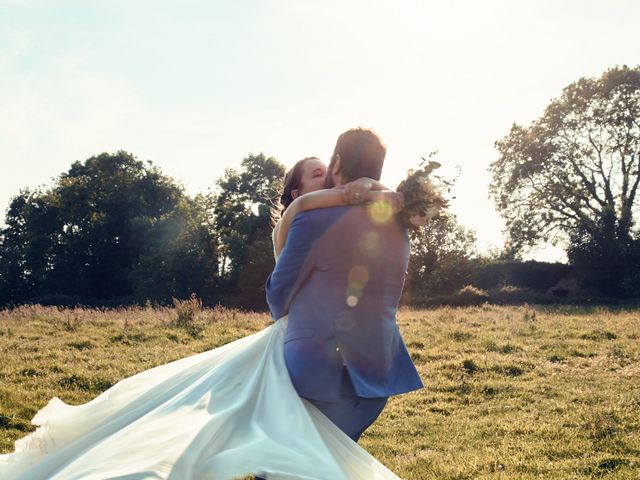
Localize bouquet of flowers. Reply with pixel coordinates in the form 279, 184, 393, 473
396, 155, 450, 229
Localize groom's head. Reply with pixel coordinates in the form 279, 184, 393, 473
324, 128, 386, 188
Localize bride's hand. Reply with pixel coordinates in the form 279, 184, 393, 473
368, 190, 405, 213
342, 178, 375, 204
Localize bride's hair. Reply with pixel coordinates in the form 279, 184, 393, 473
270, 156, 320, 225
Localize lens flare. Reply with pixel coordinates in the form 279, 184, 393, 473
348, 265, 369, 285
359, 231, 381, 257
345, 265, 369, 307
367, 200, 393, 224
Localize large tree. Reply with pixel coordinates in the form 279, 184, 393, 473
490, 65, 640, 295
0, 151, 220, 306
128, 193, 220, 305
213, 153, 285, 306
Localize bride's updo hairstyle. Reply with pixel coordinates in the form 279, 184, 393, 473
325, 128, 386, 188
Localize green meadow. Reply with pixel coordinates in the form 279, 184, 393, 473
1, 304, 638, 479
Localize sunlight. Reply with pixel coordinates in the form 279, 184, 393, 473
367, 200, 394, 225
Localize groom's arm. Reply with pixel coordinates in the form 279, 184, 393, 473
266, 212, 315, 320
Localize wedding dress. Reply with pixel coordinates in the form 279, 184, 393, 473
0, 237, 402, 479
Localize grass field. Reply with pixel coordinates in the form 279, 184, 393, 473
1, 303, 639, 479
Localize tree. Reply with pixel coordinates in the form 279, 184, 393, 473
129, 194, 220, 305
213, 154, 285, 306
490, 65, 640, 295
405, 212, 478, 300
567, 209, 640, 296
0, 151, 220, 306
0, 190, 60, 304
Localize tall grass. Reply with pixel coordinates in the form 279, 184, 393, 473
1, 304, 638, 478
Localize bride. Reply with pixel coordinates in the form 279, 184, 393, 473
0, 156, 405, 480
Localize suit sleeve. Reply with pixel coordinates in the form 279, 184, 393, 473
266, 212, 315, 320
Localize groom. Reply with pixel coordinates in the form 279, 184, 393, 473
266, 127, 424, 444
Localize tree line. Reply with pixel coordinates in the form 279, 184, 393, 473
1, 65, 638, 308
0, 150, 480, 308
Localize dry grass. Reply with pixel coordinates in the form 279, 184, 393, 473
1, 304, 639, 479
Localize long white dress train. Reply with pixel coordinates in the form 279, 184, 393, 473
0, 315, 401, 479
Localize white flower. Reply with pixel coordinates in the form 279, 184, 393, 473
417, 175, 435, 194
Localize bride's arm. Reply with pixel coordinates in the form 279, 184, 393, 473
273, 180, 402, 257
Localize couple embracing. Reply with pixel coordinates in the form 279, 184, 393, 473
0, 127, 424, 480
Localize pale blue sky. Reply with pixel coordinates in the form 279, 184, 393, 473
2, 0, 638, 261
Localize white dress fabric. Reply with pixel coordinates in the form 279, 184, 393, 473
0, 233, 401, 480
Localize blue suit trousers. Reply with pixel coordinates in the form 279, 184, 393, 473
304, 366, 388, 442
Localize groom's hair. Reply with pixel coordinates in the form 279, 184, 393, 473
325, 128, 386, 188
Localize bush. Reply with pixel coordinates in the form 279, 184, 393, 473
413, 285, 489, 307
488, 285, 553, 305
474, 260, 572, 292
172, 293, 202, 326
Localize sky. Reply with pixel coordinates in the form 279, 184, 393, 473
1, 0, 638, 261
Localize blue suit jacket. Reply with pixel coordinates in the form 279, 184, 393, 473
266, 205, 424, 402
